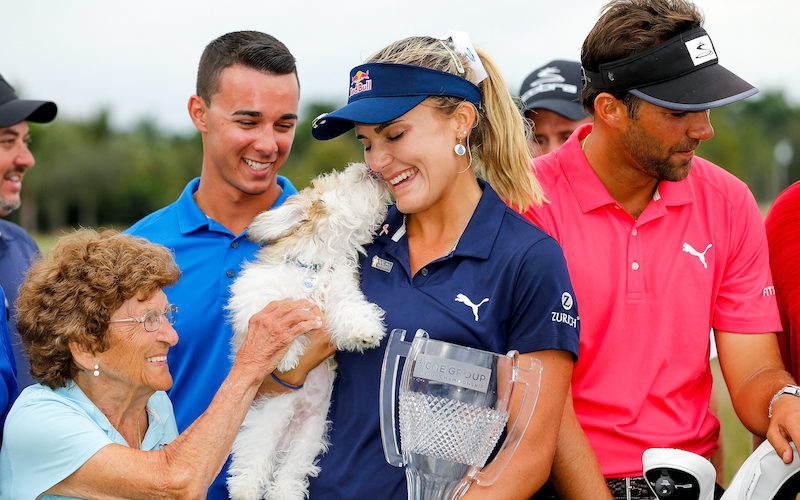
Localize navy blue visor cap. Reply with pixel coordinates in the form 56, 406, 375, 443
312, 62, 482, 140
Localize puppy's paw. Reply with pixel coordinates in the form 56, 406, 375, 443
276, 336, 310, 373
335, 315, 385, 351
355, 320, 386, 348
277, 356, 299, 373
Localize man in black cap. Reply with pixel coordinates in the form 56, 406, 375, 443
0, 74, 56, 390
519, 60, 591, 157
522, 1, 800, 498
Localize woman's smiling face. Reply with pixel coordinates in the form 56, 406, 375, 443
98, 289, 179, 395
355, 102, 467, 215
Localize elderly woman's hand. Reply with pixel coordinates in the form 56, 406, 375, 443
234, 298, 324, 376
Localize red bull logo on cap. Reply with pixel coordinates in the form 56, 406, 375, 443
349, 70, 372, 97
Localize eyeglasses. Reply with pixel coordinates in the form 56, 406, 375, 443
109, 305, 178, 332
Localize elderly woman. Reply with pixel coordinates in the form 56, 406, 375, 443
0, 229, 322, 499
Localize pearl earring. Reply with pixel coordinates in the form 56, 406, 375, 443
454, 132, 467, 156
93, 364, 100, 377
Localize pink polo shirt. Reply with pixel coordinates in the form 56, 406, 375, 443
524, 124, 781, 478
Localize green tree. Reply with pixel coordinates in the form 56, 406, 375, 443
282, 102, 364, 189
16, 103, 364, 233
699, 91, 800, 203
14, 94, 799, 234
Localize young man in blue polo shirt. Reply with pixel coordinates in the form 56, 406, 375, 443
126, 31, 332, 499
0, 74, 56, 392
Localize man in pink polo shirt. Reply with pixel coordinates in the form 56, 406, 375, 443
524, 1, 800, 499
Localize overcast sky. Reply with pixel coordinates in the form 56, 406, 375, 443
2, 0, 797, 133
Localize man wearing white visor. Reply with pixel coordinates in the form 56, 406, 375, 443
523, 1, 799, 499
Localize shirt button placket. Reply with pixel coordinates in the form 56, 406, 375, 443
226, 238, 241, 280
627, 223, 644, 298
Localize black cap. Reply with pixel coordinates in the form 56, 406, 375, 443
0, 73, 57, 128
582, 28, 757, 111
519, 60, 589, 121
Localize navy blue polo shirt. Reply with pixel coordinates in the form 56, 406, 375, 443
308, 180, 579, 499
0, 287, 18, 446
0, 219, 39, 389
125, 176, 297, 500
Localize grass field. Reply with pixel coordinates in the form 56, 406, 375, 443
711, 358, 754, 486
31, 232, 61, 254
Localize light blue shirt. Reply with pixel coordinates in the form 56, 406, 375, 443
0, 381, 177, 500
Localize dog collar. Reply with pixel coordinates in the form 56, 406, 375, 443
284, 256, 325, 273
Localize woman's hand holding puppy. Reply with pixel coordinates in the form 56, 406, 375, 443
252, 301, 335, 396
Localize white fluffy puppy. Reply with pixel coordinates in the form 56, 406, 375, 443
226, 162, 389, 500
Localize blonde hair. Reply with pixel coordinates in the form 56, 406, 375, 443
367, 36, 543, 210
16, 229, 181, 389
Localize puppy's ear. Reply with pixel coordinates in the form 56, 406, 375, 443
247, 201, 307, 243
345, 162, 371, 181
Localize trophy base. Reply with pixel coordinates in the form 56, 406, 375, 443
404, 453, 474, 500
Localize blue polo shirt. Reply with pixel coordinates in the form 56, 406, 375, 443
308, 180, 579, 499
125, 175, 297, 499
0, 219, 39, 389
